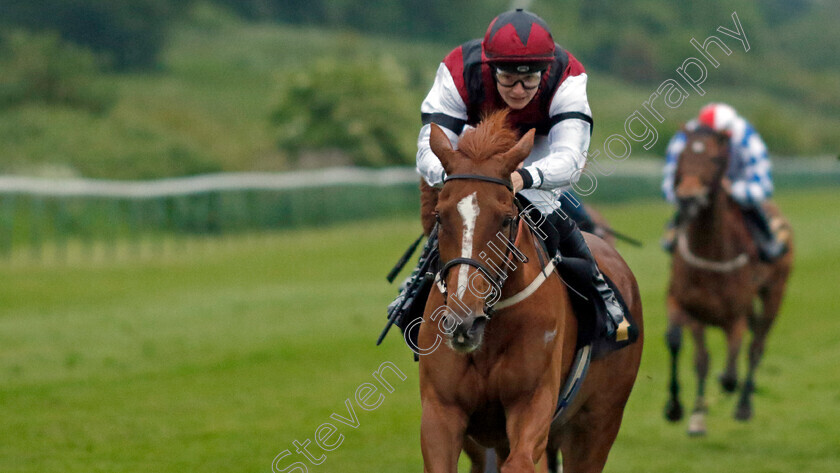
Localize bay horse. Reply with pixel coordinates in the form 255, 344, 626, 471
663, 125, 793, 435
417, 110, 644, 473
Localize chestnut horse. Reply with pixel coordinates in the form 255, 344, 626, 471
417, 111, 643, 473
663, 125, 793, 435
421, 164, 615, 473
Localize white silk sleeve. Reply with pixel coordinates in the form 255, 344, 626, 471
521, 73, 591, 190
416, 63, 468, 187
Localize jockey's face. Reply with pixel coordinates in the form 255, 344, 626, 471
495, 71, 541, 110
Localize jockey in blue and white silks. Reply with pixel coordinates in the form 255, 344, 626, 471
661, 103, 786, 261
662, 103, 773, 207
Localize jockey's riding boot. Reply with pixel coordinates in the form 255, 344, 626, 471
742, 205, 787, 262
661, 211, 680, 253
551, 213, 627, 341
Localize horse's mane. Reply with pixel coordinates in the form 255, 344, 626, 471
458, 109, 518, 161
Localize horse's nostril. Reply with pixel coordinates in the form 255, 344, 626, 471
470, 316, 489, 334
678, 186, 709, 209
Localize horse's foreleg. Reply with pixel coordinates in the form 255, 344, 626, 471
535, 451, 550, 473
495, 446, 510, 472
734, 332, 760, 422
500, 387, 554, 473
546, 445, 560, 473
664, 297, 684, 422
558, 403, 625, 473
421, 399, 468, 473
687, 321, 709, 436
720, 317, 747, 393
736, 290, 780, 421
461, 436, 487, 473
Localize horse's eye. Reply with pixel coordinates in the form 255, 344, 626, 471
502, 216, 514, 228
434, 212, 441, 223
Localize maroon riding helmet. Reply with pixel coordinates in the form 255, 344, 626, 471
482, 9, 555, 74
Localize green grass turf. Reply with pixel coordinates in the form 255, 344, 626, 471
0, 188, 838, 472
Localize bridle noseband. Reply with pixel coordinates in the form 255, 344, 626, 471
436, 173, 521, 316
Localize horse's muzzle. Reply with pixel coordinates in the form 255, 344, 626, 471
447, 314, 489, 353
678, 194, 708, 220
676, 176, 709, 219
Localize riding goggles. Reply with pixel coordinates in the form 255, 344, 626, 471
494, 68, 543, 90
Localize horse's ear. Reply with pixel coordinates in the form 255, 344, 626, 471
429, 123, 457, 173
499, 128, 535, 172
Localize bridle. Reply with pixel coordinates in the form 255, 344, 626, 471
676, 134, 748, 272
435, 174, 522, 317
676, 131, 730, 218
678, 129, 730, 198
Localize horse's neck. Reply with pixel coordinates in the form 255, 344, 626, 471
686, 191, 739, 258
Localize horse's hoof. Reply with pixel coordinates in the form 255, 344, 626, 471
734, 404, 753, 421
664, 399, 684, 422
718, 374, 738, 393
687, 411, 707, 436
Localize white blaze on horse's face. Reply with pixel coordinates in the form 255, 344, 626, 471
456, 192, 480, 299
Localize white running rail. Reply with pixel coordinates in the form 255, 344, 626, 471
0, 167, 420, 198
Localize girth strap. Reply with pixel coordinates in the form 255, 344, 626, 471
552, 344, 592, 424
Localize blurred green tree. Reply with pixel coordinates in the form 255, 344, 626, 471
271, 55, 419, 167
0, 29, 114, 112
0, 0, 184, 70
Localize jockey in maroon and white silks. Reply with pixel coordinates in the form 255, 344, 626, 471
416, 9, 592, 213
407, 9, 631, 343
